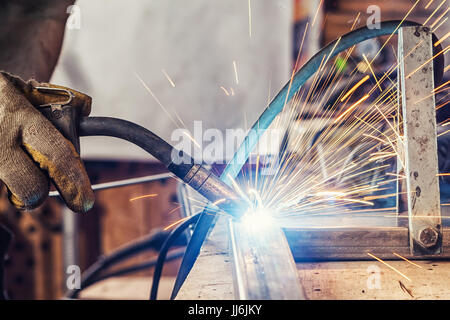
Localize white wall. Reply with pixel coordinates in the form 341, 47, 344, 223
52, 0, 292, 161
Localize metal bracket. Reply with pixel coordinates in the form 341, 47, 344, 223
398, 26, 442, 255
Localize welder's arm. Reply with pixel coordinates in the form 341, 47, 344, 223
0, 72, 94, 213
0, 0, 75, 81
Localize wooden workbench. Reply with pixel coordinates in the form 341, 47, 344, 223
80, 216, 450, 300
176, 217, 450, 300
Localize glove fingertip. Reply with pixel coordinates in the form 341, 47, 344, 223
8, 187, 48, 211
65, 187, 95, 213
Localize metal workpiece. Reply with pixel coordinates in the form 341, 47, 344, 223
229, 219, 305, 300
398, 26, 442, 255
50, 172, 174, 196
183, 165, 248, 219
285, 227, 450, 261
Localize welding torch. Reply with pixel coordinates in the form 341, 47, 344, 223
33, 87, 247, 220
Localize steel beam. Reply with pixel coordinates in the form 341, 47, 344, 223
229, 220, 305, 299
285, 227, 450, 261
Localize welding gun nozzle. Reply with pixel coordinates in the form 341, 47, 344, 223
181, 165, 247, 219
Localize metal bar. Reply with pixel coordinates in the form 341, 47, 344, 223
290, 246, 450, 261
399, 26, 442, 255
396, 59, 408, 227
285, 227, 408, 247
49, 172, 174, 197
229, 220, 305, 300
62, 205, 78, 289
285, 227, 450, 261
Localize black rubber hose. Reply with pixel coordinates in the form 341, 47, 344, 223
79, 117, 175, 166
95, 249, 185, 282
66, 229, 186, 299
74, 249, 185, 295
150, 213, 200, 300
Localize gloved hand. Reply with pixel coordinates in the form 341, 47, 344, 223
0, 72, 94, 213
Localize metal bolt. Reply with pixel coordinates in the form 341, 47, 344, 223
418, 227, 439, 248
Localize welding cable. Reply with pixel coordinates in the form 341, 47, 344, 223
65, 229, 186, 299
70, 249, 185, 297
170, 20, 445, 299
150, 213, 200, 300
79, 117, 174, 165
93, 248, 185, 283
79, 117, 247, 219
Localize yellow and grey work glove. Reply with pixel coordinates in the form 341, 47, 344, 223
0, 72, 94, 213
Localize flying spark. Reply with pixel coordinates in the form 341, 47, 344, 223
233, 60, 239, 85
161, 69, 176, 87
129, 194, 158, 202
392, 253, 423, 268
340, 75, 370, 102
367, 253, 412, 282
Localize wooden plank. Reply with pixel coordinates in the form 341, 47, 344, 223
82, 261, 450, 300
79, 276, 176, 300
176, 219, 450, 299
176, 217, 234, 300
399, 26, 442, 255
176, 240, 234, 300
297, 260, 450, 299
